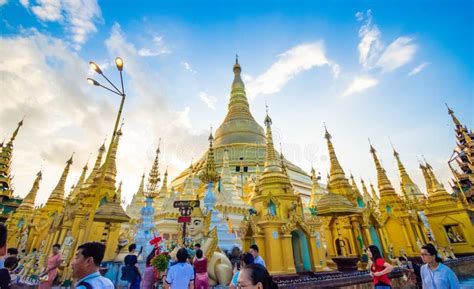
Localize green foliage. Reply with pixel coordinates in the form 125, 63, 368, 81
151, 253, 171, 272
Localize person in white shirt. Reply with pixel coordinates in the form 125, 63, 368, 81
249, 245, 266, 268
71, 242, 115, 289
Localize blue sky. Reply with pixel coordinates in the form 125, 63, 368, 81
1, 0, 473, 205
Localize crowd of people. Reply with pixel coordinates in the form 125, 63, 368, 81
0, 222, 465, 289
120, 242, 277, 289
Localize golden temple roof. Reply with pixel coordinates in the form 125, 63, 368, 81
316, 191, 361, 216
94, 195, 130, 223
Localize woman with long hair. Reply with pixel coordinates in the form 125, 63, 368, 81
420, 243, 460, 289
141, 248, 156, 289
237, 263, 278, 289
366, 245, 393, 289
193, 249, 209, 289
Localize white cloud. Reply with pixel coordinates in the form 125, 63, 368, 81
0, 0, 8, 6
355, 11, 364, 21
198, 92, 217, 110
357, 10, 383, 69
31, 0, 62, 21
1, 25, 207, 206
376, 37, 417, 72
408, 62, 429, 76
19, 0, 29, 7
138, 36, 170, 57
342, 75, 378, 97
23, 0, 102, 49
331, 63, 341, 78
181, 61, 197, 74
247, 41, 338, 98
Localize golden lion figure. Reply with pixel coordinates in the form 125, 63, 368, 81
187, 207, 233, 285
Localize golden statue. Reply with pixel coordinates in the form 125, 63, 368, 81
187, 207, 233, 285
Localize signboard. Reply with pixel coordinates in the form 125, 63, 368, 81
178, 216, 191, 223
173, 200, 200, 208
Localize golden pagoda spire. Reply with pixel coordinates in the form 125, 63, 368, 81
309, 166, 323, 208
70, 162, 88, 201
214, 58, 265, 146
85, 143, 106, 186
8, 118, 24, 145
199, 128, 219, 184
369, 141, 399, 201
102, 127, 122, 189
324, 125, 355, 202
47, 154, 74, 205
392, 145, 425, 205
369, 182, 380, 202
263, 106, 280, 172
19, 170, 42, 210
419, 162, 434, 196
257, 106, 293, 195
423, 159, 456, 203
0, 119, 24, 198
446, 103, 462, 128
350, 174, 364, 201
360, 178, 373, 206
325, 124, 346, 183
146, 140, 161, 197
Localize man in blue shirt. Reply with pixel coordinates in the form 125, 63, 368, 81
249, 244, 266, 268
165, 248, 195, 289
71, 242, 114, 289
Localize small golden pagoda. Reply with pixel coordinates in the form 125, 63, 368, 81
240, 109, 325, 274
421, 160, 474, 255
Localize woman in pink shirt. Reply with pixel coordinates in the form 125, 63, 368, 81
193, 249, 208, 289
38, 243, 63, 289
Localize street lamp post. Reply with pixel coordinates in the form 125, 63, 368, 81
82, 57, 127, 237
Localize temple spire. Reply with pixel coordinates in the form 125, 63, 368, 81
360, 178, 373, 206
214, 58, 265, 146
369, 141, 398, 200
146, 140, 161, 197
199, 129, 219, 184
309, 166, 323, 208
85, 143, 106, 186
102, 127, 122, 189
8, 118, 23, 145
69, 161, 88, 201
392, 145, 425, 206
263, 107, 280, 172
446, 103, 462, 127
20, 171, 42, 210
325, 124, 346, 183
47, 154, 74, 204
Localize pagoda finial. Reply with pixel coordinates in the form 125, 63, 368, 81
263, 105, 279, 172
324, 124, 347, 189
445, 103, 462, 127
236, 54, 239, 64
48, 153, 74, 203
9, 118, 24, 144
20, 170, 42, 209
199, 128, 219, 184
369, 141, 398, 200
69, 160, 89, 201
146, 141, 162, 197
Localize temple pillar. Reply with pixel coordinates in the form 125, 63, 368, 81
281, 233, 296, 273
58, 227, 68, 245
400, 220, 416, 256
308, 234, 323, 271
363, 226, 373, 246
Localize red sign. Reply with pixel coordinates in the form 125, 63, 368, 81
178, 216, 191, 223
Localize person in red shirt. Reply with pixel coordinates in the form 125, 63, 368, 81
367, 245, 394, 289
